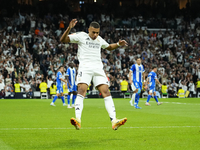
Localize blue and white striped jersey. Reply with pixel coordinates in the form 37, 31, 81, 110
130, 64, 145, 83
66, 67, 76, 86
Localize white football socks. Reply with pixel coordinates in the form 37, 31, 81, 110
104, 96, 116, 121
131, 93, 136, 104
75, 94, 84, 120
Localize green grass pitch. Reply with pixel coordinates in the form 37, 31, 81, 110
0, 98, 200, 150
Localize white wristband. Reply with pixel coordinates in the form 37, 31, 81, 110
144, 80, 146, 82
117, 42, 120, 46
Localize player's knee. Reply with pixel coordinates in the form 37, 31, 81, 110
102, 89, 111, 97
134, 89, 138, 93
78, 87, 87, 97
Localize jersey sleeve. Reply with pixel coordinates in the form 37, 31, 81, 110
100, 38, 110, 49
154, 73, 157, 79
142, 65, 145, 72
66, 68, 70, 76
130, 65, 135, 72
68, 33, 80, 44
58, 72, 62, 79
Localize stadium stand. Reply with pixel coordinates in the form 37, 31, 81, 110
0, 0, 200, 98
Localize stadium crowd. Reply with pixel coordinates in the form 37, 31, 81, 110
0, 9, 200, 98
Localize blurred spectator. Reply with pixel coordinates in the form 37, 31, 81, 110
0, 6, 200, 98
39, 79, 48, 93
14, 81, 21, 93
188, 80, 195, 97
196, 78, 200, 96
0, 89, 5, 99
0, 79, 5, 91
120, 76, 128, 93
24, 80, 31, 92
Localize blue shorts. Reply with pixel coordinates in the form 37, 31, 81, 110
133, 81, 142, 90
131, 81, 142, 93
68, 84, 77, 92
56, 86, 63, 94
149, 86, 156, 93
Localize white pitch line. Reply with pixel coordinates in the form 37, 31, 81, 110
139, 100, 200, 105
0, 126, 199, 131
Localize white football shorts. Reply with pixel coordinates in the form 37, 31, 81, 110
76, 68, 108, 87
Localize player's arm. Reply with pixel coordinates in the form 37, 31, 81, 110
145, 77, 149, 89
106, 39, 128, 51
60, 19, 77, 43
60, 78, 67, 84
128, 70, 133, 85
66, 76, 71, 88
143, 72, 146, 84
155, 78, 162, 87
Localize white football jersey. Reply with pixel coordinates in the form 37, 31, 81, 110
68, 32, 109, 69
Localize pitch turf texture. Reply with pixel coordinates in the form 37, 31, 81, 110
0, 98, 200, 150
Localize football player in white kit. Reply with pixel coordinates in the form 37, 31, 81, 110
60, 19, 128, 130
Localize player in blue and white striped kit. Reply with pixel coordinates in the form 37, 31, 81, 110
145, 66, 163, 106
129, 58, 145, 109
66, 63, 77, 108
50, 66, 68, 106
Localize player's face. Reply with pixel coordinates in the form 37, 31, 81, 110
154, 68, 157, 72
136, 59, 141, 65
88, 27, 100, 40
60, 67, 64, 73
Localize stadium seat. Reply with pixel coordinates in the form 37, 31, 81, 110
33, 91, 41, 98
198, 92, 200, 98
162, 93, 168, 98
64, 93, 68, 99
41, 92, 48, 99
124, 92, 131, 98
5, 92, 14, 98
51, 95, 56, 99
142, 91, 148, 98
178, 93, 185, 98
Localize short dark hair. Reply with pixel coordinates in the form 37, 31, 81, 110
136, 57, 141, 60
89, 21, 100, 28
152, 66, 157, 69
58, 65, 63, 70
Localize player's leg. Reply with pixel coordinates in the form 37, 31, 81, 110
135, 83, 142, 109
130, 83, 137, 106
70, 69, 92, 130
146, 88, 152, 106
67, 83, 72, 107
97, 84, 127, 130
50, 87, 60, 106
72, 90, 77, 108
60, 88, 67, 106
93, 69, 127, 130
67, 92, 72, 108
153, 91, 163, 105
97, 84, 116, 121
70, 83, 87, 129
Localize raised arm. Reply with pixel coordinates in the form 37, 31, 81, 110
60, 19, 78, 43
106, 39, 128, 51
